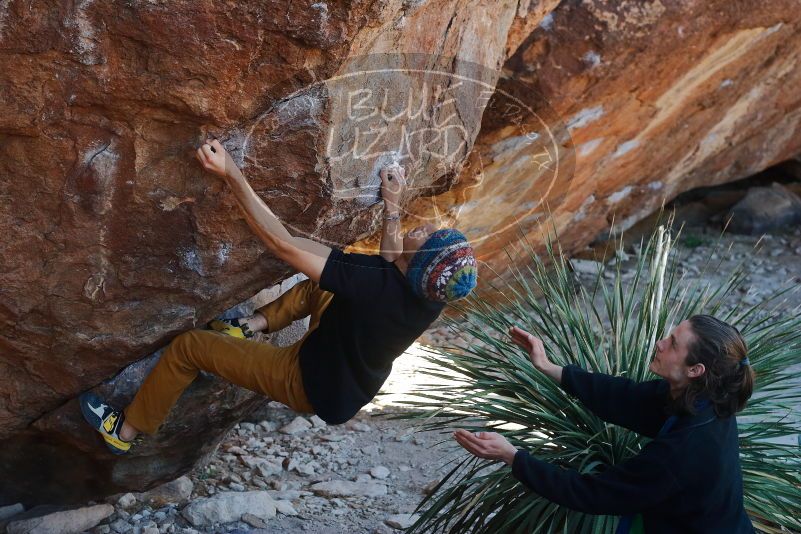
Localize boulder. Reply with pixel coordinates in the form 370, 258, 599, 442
241, 513, 269, 529
279, 416, 313, 435
136, 476, 194, 507
570, 259, 605, 276
726, 183, 801, 234
385, 513, 420, 529
0, 351, 263, 507
180, 491, 277, 527
383, 0, 801, 269
0, 503, 25, 532
310, 480, 388, 498
5, 504, 113, 534
370, 466, 391, 480
255, 459, 284, 479
309, 415, 327, 429
115, 493, 136, 509
0, 503, 24, 521
274, 500, 298, 516
0, 0, 522, 505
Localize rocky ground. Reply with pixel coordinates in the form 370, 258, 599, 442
2, 223, 799, 534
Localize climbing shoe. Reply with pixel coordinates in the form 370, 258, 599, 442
208, 318, 255, 339
79, 391, 133, 455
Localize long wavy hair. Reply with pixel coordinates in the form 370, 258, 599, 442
674, 314, 755, 417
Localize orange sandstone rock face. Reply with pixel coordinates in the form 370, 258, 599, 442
0, 0, 525, 504
386, 0, 801, 269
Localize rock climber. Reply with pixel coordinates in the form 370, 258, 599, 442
454, 316, 755, 533
80, 138, 477, 454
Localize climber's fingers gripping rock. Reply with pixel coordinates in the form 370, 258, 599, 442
196, 139, 229, 178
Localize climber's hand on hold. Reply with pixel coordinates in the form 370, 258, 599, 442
380, 164, 407, 213
196, 139, 230, 179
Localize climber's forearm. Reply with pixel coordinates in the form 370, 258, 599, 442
223, 166, 297, 256
195, 140, 329, 277
221, 163, 330, 282
379, 207, 403, 262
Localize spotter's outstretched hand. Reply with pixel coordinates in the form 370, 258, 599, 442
508, 326, 563, 383
453, 429, 517, 465
509, 326, 550, 369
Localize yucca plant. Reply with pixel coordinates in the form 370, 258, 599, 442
397, 225, 801, 533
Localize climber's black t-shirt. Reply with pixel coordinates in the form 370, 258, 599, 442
298, 247, 445, 424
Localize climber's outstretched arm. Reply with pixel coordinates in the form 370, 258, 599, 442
196, 140, 330, 282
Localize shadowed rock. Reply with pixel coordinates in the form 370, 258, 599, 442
727, 183, 801, 234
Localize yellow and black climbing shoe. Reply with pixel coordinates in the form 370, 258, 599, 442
208, 318, 255, 339
79, 392, 133, 455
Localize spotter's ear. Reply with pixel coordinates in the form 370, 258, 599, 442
687, 363, 706, 378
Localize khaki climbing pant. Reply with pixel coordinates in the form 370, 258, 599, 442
124, 279, 334, 435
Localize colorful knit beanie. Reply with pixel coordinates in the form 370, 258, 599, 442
406, 228, 478, 302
